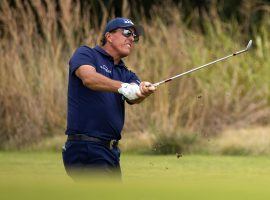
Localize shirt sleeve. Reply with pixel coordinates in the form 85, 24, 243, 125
69, 46, 96, 75
126, 70, 141, 85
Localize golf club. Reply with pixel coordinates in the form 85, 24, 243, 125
152, 40, 253, 87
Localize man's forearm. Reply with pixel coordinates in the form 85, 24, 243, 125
82, 71, 122, 92
76, 65, 122, 92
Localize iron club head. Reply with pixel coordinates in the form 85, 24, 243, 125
246, 40, 252, 51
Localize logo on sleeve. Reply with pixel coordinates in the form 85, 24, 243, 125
99, 65, 111, 74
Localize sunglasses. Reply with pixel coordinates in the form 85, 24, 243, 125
121, 29, 139, 42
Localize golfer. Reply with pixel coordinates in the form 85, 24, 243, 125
62, 17, 156, 178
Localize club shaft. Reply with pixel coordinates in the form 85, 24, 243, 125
153, 48, 248, 87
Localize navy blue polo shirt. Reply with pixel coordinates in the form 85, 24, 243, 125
66, 45, 141, 141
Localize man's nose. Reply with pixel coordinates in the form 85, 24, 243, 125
129, 36, 134, 42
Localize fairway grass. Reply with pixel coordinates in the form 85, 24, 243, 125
1, 152, 270, 200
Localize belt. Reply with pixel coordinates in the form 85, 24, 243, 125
67, 134, 118, 150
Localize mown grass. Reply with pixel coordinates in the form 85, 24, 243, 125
0, 0, 270, 149
1, 152, 270, 200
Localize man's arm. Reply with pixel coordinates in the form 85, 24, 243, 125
75, 65, 121, 92
75, 65, 156, 102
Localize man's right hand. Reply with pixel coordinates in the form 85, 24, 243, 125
118, 83, 140, 100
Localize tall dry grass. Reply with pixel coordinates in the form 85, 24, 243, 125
124, 5, 270, 139
0, 0, 269, 149
0, 0, 81, 148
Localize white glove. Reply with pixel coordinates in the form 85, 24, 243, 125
118, 83, 140, 100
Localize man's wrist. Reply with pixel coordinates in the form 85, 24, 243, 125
118, 83, 140, 100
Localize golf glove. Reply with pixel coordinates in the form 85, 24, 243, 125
118, 83, 140, 100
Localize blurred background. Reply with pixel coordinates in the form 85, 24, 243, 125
0, 0, 270, 155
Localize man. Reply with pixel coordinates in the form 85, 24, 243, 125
62, 17, 156, 179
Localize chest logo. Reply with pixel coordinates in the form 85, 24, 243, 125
99, 65, 111, 74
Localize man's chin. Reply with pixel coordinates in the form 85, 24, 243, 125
120, 51, 131, 58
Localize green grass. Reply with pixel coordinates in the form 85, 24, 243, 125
1, 152, 270, 200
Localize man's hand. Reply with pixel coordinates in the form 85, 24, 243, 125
124, 81, 156, 104
137, 81, 156, 98
118, 83, 140, 100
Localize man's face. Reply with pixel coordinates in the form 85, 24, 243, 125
108, 28, 138, 58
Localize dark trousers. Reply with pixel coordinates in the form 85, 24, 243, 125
62, 140, 121, 180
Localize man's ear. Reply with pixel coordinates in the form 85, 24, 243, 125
105, 32, 112, 43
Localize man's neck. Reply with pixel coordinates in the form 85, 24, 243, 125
101, 45, 121, 65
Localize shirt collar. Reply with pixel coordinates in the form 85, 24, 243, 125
94, 45, 126, 67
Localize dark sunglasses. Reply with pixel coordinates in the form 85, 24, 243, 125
121, 29, 139, 42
